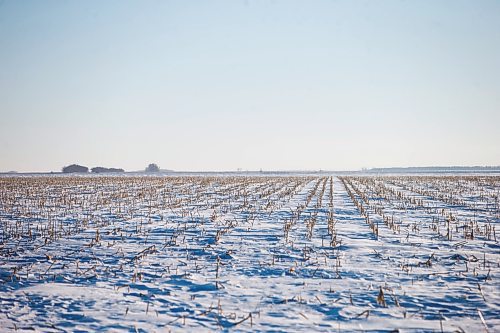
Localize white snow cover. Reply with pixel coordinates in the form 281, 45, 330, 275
0, 175, 498, 332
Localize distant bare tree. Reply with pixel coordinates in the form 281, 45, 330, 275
145, 163, 160, 173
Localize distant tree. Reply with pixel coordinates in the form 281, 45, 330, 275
62, 164, 89, 173
145, 163, 160, 173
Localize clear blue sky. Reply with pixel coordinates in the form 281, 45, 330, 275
1, 0, 499, 172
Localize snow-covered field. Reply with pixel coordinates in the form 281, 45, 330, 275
0, 175, 498, 332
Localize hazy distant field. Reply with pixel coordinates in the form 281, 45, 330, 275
0, 175, 498, 332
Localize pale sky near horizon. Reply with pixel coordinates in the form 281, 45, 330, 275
1, 0, 499, 172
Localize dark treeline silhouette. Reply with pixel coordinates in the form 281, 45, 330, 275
91, 167, 125, 173
61, 163, 164, 174
62, 164, 89, 173
62, 165, 124, 174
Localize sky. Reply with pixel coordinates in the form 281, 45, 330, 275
0, 0, 499, 172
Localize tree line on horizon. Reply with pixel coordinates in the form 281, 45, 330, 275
62, 163, 161, 174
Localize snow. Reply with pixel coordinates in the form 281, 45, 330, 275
0, 175, 498, 332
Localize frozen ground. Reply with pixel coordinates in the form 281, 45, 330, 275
0, 175, 498, 332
